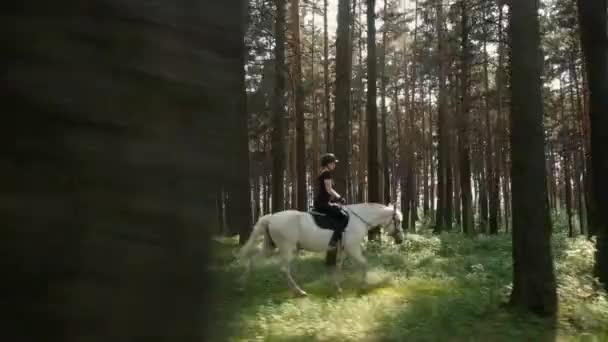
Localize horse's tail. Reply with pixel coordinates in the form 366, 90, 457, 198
238, 214, 275, 261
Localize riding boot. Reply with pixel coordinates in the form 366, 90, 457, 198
328, 230, 339, 248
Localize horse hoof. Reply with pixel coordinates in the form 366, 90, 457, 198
288, 288, 307, 297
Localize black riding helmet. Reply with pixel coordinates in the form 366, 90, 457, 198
320, 153, 339, 167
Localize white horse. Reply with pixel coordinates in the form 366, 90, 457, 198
237, 202, 404, 296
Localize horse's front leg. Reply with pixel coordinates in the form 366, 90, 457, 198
281, 248, 307, 297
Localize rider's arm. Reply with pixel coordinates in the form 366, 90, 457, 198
324, 178, 341, 200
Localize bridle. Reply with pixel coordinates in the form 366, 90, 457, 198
340, 204, 402, 238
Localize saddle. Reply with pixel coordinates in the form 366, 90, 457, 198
309, 208, 349, 231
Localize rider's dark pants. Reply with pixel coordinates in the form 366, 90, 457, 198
314, 202, 347, 244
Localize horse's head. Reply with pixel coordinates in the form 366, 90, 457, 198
384, 204, 404, 244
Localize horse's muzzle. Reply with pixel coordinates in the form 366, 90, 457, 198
392, 231, 404, 244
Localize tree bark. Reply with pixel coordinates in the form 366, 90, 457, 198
327, 0, 352, 266
324, 0, 333, 152
380, 0, 390, 205
264, 173, 271, 214
509, 0, 557, 315
289, 0, 307, 211
312, 8, 320, 183
434, 0, 452, 233
458, 0, 473, 235
235, 50, 253, 244
564, 152, 574, 238
3, 0, 245, 338
272, 0, 287, 213
367, 0, 380, 241
334, 0, 352, 198
357, 0, 367, 203
429, 87, 436, 220
396, 86, 409, 232
570, 51, 587, 235
577, 0, 608, 290
422, 85, 430, 216
483, 7, 499, 235
496, 3, 510, 232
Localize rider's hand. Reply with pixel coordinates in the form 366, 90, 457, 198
338, 197, 346, 204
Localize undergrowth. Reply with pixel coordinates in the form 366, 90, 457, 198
208, 223, 608, 341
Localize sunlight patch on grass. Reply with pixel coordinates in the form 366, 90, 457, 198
245, 277, 454, 341
211, 229, 608, 341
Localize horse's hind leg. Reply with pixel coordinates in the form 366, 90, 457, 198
237, 257, 253, 287
345, 246, 369, 285
239, 247, 267, 287
280, 248, 307, 297
333, 245, 344, 294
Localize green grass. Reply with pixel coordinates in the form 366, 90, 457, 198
208, 226, 608, 341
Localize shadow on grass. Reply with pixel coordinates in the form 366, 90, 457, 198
372, 283, 558, 342
368, 233, 605, 342
369, 234, 558, 342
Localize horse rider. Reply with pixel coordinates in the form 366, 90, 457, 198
313, 153, 348, 249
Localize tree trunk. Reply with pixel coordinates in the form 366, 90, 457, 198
564, 152, 574, 238
313, 96, 320, 187
496, 3, 510, 232
422, 85, 430, 216
567, 60, 583, 235
367, 0, 380, 241
312, 10, 320, 184
574, 151, 586, 235
458, 0, 473, 235
264, 139, 272, 214
334, 0, 352, 198
272, 0, 287, 213
264, 173, 271, 214
327, 0, 352, 266
290, 0, 307, 211
509, 0, 557, 316
577, 0, 608, 290
289, 114, 297, 208
218, 189, 226, 234
571, 51, 587, 235
253, 174, 261, 223
380, 0, 390, 205
324, 0, 332, 152
453, 148, 461, 228
357, 0, 367, 203
575, 38, 593, 234
3, 0, 245, 338
407, 102, 417, 232
395, 86, 408, 231
482, 11, 499, 235
487, 101, 499, 235
429, 88, 436, 221
434, 0, 451, 233
235, 59, 253, 244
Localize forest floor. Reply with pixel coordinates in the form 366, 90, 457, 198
208, 221, 608, 341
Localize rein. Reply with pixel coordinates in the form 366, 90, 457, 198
341, 206, 374, 228
341, 205, 399, 232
